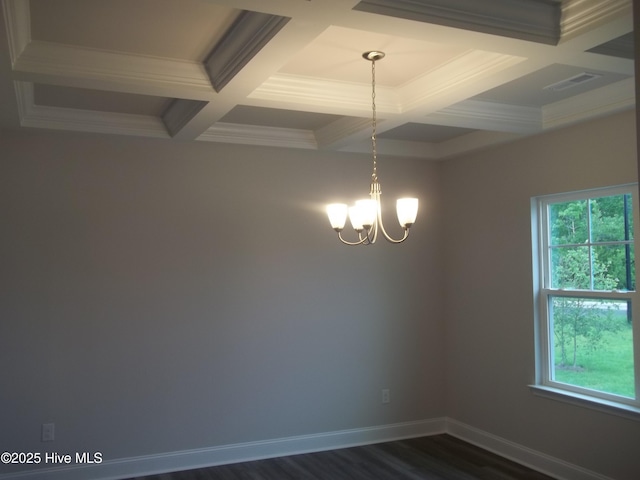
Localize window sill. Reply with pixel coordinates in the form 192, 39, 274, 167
529, 385, 640, 421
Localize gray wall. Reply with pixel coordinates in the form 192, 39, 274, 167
441, 109, 640, 480
0, 130, 444, 471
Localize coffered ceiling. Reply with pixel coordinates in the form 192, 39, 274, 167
0, 0, 635, 160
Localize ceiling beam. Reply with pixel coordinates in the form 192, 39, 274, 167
169, 16, 333, 140
560, 0, 631, 42
165, 10, 291, 138
163, 100, 209, 137
12, 41, 215, 100
352, 0, 561, 45
205, 11, 290, 92
199, 122, 317, 149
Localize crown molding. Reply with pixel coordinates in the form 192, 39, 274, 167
205, 11, 290, 92
422, 99, 541, 134
252, 50, 524, 119
13, 41, 214, 100
560, 0, 632, 42
542, 77, 635, 129
250, 73, 399, 115
198, 122, 317, 149
339, 137, 440, 159
252, 74, 370, 110
353, 0, 561, 45
399, 50, 525, 112
15, 82, 169, 137
198, 121, 442, 158
1, 0, 30, 63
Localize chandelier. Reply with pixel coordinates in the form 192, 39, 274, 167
326, 51, 419, 245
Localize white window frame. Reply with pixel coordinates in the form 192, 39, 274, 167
531, 184, 640, 418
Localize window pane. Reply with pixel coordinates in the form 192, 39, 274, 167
550, 296, 635, 398
591, 194, 633, 242
593, 244, 635, 291
551, 246, 590, 289
549, 200, 588, 245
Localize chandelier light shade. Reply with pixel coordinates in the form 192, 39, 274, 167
326, 51, 419, 245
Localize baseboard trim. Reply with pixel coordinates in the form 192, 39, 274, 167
0, 418, 447, 480
1, 417, 614, 480
446, 418, 614, 480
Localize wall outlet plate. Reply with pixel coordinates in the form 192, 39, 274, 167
382, 389, 390, 404
42, 423, 55, 442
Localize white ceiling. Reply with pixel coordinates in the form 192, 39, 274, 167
0, 0, 635, 160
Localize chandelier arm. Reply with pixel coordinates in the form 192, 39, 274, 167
337, 231, 371, 246
376, 206, 410, 243
379, 222, 410, 243
372, 190, 410, 244
360, 230, 373, 245
368, 218, 378, 244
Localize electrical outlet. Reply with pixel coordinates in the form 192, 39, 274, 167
382, 388, 390, 404
42, 423, 55, 442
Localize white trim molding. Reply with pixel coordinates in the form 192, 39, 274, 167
1, 0, 30, 64
447, 419, 615, 480
199, 122, 317, 150
0, 417, 619, 480
0, 419, 446, 480
205, 11, 290, 92
352, 0, 561, 45
542, 77, 635, 130
422, 99, 541, 134
15, 82, 169, 138
13, 41, 215, 100
560, 0, 632, 42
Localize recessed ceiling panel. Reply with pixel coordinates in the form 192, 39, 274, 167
30, 0, 240, 61
587, 32, 635, 60
221, 105, 342, 130
34, 84, 171, 116
379, 123, 475, 143
474, 64, 631, 107
279, 26, 468, 87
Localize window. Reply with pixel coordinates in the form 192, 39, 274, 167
533, 185, 639, 413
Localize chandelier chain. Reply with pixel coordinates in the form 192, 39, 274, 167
371, 58, 378, 184
325, 50, 417, 246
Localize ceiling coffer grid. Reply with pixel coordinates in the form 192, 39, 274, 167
0, 0, 634, 160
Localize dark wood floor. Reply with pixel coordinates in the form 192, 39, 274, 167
127, 434, 557, 480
